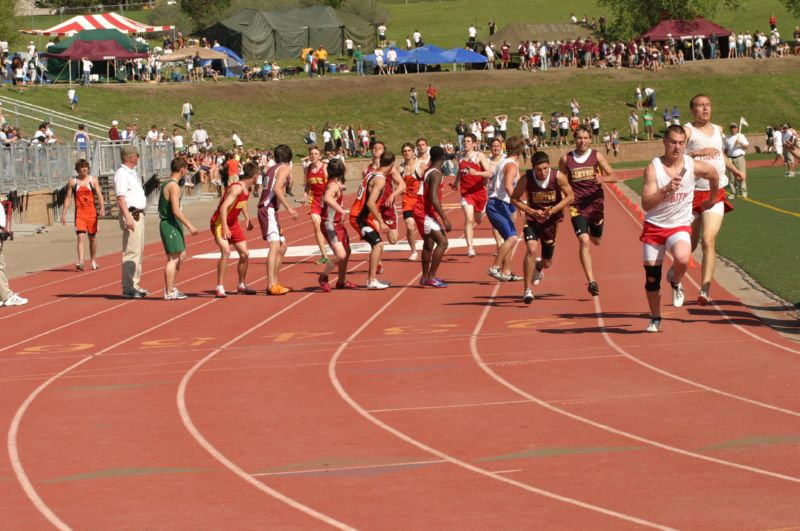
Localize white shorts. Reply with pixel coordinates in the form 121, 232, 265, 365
693, 199, 725, 219
642, 231, 691, 262
424, 215, 442, 235
263, 207, 285, 243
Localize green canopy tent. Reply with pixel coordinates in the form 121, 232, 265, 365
45, 29, 149, 82
200, 5, 375, 62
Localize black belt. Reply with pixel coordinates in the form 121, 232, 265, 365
128, 207, 145, 221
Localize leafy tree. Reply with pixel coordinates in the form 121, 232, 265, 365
180, 0, 232, 31
780, 0, 800, 16
598, 0, 740, 40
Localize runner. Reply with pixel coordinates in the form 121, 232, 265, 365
318, 158, 357, 291
258, 144, 299, 295
415, 146, 452, 287
210, 163, 258, 298
366, 141, 404, 274
511, 151, 574, 304
486, 137, 507, 254
451, 133, 491, 258
350, 151, 394, 289
641, 125, 720, 332
486, 135, 525, 282
304, 146, 330, 264
158, 157, 199, 300
684, 94, 743, 305
558, 125, 618, 296
400, 142, 426, 261
61, 159, 105, 271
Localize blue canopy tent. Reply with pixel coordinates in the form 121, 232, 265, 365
364, 47, 411, 64
441, 47, 489, 71
199, 45, 245, 77
399, 44, 448, 65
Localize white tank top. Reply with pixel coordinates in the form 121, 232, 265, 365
684, 122, 729, 190
645, 155, 696, 228
488, 157, 519, 203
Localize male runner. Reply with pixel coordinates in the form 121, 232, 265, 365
511, 151, 574, 304
366, 141, 405, 274
486, 135, 524, 281
641, 125, 719, 332
684, 94, 743, 305
258, 144, 299, 295
400, 142, 426, 261
304, 146, 329, 264
452, 133, 492, 257
319, 158, 357, 291
415, 146, 452, 287
210, 163, 258, 298
159, 157, 199, 299
558, 125, 618, 296
350, 151, 395, 289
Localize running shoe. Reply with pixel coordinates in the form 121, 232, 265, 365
488, 267, 503, 279
91, 260, 99, 270
164, 288, 188, 300
408, 251, 418, 261
335, 280, 358, 290
76, 262, 85, 271
2, 293, 28, 306
429, 278, 448, 288
467, 247, 476, 258
215, 288, 227, 298
697, 290, 710, 306
367, 279, 390, 290
587, 281, 600, 296
135, 287, 150, 296
316, 256, 329, 265
645, 318, 662, 333
667, 269, 684, 308
268, 284, 291, 296
377, 262, 385, 275
500, 272, 523, 282
523, 288, 534, 304
533, 270, 545, 286
237, 285, 257, 295
319, 274, 331, 293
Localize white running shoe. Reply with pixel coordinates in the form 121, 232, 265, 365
697, 290, 710, 306
488, 267, 502, 279
645, 318, 661, 333
533, 270, 544, 286
91, 260, 99, 270
523, 288, 534, 304
3, 293, 28, 307
667, 268, 684, 308
408, 251, 418, 261
367, 279, 390, 290
467, 247, 476, 258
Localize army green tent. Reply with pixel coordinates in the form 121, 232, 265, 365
200, 5, 375, 62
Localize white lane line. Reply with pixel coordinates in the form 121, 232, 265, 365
328, 275, 672, 530
607, 184, 800, 355
7, 257, 318, 529
470, 269, 800, 487
369, 399, 532, 413
252, 459, 446, 477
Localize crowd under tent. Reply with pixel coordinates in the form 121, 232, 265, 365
44, 29, 149, 82
487, 23, 592, 47
642, 17, 733, 41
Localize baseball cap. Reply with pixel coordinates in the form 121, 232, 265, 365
120, 144, 139, 158
730, 122, 738, 127
111, 120, 119, 126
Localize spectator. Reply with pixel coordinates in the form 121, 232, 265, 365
726, 122, 750, 196
114, 144, 148, 299
409, 87, 419, 114
181, 100, 193, 131
314, 46, 328, 77
643, 108, 654, 140
82, 57, 93, 86
354, 45, 365, 76
628, 110, 639, 141
426, 84, 437, 114
644, 87, 656, 109
108, 120, 120, 141
413, 29, 422, 48
378, 22, 387, 46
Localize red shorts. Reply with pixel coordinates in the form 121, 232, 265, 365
402, 193, 418, 212
461, 190, 487, 212
323, 222, 350, 253
309, 193, 323, 216
211, 220, 246, 244
413, 203, 426, 236
692, 189, 733, 215
380, 204, 397, 229
639, 222, 691, 246
75, 216, 98, 235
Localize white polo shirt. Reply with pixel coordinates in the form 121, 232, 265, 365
114, 164, 146, 210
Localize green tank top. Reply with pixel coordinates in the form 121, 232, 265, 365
158, 179, 180, 223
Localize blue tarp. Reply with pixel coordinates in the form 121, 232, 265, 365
365, 47, 411, 64
400, 44, 448, 65
200, 45, 245, 77
441, 47, 488, 63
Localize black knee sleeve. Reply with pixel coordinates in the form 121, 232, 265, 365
644, 264, 662, 292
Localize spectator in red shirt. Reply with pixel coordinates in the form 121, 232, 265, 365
108, 120, 120, 141
426, 84, 437, 114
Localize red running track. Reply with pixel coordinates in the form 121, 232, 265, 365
1, 184, 799, 529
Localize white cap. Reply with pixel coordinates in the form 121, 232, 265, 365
111, 120, 119, 126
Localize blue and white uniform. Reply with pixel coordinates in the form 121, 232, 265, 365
485, 157, 519, 239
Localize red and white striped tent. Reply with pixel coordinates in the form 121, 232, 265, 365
21, 13, 173, 36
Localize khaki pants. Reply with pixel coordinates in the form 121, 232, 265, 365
0, 241, 11, 301
730, 156, 747, 197
120, 212, 146, 292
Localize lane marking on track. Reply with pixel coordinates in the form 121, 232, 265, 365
741, 196, 800, 218
327, 275, 673, 529
252, 459, 447, 477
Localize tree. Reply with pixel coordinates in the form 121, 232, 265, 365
780, 0, 800, 16
180, 0, 232, 31
598, 0, 740, 40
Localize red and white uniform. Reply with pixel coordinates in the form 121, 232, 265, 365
257, 163, 285, 242
401, 160, 424, 213
321, 180, 349, 250
413, 168, 444, 235
685, 122, 732, 215
350, 172, 385, 237
210, 182, 249, 243
458, 152, 488, 211
640, 155, 695, 256
305, 162, 327, 215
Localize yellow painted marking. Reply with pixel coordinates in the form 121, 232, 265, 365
506, 318, 577, 329
140, 338, 215, 349
383, 324, 457, 336
741, 197, 800, 218
263, 332, 334, 343
18, 343, 94, 355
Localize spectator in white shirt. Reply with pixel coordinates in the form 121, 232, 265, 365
725, 122, 750, 196
114, 144, 148, 298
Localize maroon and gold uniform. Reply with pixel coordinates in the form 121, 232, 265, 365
210, 182, 249, 243
305, 162, 327, 215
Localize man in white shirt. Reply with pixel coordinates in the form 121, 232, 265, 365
378, 23, 387, 46
468, 25, 477, 49
386, 47, 398, 74
725, 123, 750, 196
181, 100, 193, 131
413, 30, 422, 47
26, 42, 35, 56
114, 145, 149, 298
146, 125, 159, 143
232, 130, 243, 148
345, 37, 354, 57
191, 123, 208, 146
82, 57, 93, 86
0, 201, 28, 307
781, 123, 797, 177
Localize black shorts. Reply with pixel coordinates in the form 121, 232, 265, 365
402, 210, 414, 220
571, 213, 604, 238
559, 128, 569, 137
523, 221, 558, 259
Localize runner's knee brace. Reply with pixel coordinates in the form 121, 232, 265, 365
644, 264, 662, 292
